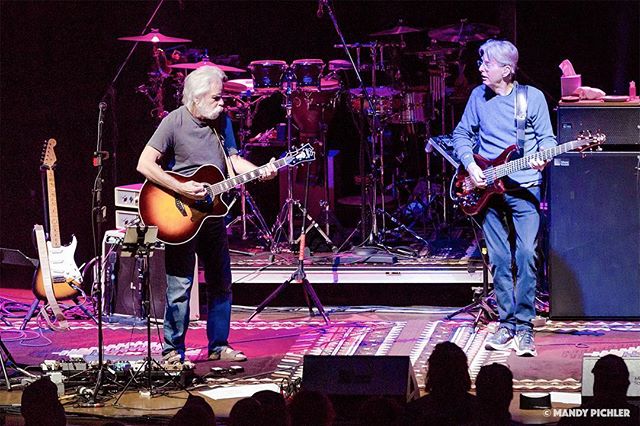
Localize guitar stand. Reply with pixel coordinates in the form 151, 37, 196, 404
0, 336, 22, 391
20, 296, 96, 330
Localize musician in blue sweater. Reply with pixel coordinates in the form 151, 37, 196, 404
452, 39, 557, 356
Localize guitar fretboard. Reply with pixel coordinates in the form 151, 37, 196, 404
208, 157, 290, 196
486, 139, 591, 182
46, 168, 61, 248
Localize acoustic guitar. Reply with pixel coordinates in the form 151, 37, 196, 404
138, 143, 316, 244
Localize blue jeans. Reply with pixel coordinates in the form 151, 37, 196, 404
482, 187, 540, 332
163, 218, 232, 357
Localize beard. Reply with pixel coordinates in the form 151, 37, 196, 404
197, 103, 224, 120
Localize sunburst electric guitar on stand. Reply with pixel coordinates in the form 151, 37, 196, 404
450, 131, 606, 216
33, 138, 83, 301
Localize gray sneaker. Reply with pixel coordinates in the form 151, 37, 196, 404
485, 327, 515, 351
514, 329, 537, 357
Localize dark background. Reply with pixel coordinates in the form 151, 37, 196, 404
1, 0, 638, 271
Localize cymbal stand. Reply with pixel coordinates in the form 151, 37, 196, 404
429, 63, 451, 225
228, 98, 275, 250
272, 70, 335, 251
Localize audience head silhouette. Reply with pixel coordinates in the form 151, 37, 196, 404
253, 390, 287, 426
288, 390, 335, 426
21, 376, 66, 426
592, 354, 630, 400
476, 363, 513, 410
230, 397, 264, 426
358, 396, 403, 426
168, 394, 215, 426
425, 341, 471, 398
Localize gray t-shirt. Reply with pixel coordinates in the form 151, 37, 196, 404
147, 106, 238, 175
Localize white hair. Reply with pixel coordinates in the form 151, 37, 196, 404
479, 39, 518, 80
182, 65, 227, 108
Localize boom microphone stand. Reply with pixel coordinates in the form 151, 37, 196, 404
87, 0, 167, 405
319, 0, 382, 245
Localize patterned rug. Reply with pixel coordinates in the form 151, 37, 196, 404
3, 317, 639, 393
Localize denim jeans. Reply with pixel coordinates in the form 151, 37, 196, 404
163, 217, 232, 358
482, 187, 540, 332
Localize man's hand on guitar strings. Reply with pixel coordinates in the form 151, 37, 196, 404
180, 180, 207, 200
529, 157, 549, 171
467, 163, 487, 189
259, 158, 278, 181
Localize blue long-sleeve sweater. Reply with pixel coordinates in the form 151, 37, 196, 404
452, 84, 557, 187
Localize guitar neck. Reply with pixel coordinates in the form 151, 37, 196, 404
493, 139, 585, 179
209, 157, 290, 195
46, 168, 61, 247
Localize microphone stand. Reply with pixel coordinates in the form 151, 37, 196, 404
248, 164, 329, 324
86, 0, 167, 406
320, 1, 385, 248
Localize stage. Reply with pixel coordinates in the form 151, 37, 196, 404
1, 286, 640, 425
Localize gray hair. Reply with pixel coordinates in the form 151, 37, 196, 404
182, 65, 227, 108
479, 39, 518, 80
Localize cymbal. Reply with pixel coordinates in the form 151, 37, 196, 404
169, 60, 245, 73
428, 22, 499, 43
118, 29, 191, 43
370, 25, 424, 36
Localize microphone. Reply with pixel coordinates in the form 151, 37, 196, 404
316, 0, 324, 18
99, 102, 107, 111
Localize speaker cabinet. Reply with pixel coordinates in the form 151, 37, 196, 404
557, 105, 640, 146
302, 355, 419, 418
102, 230, 199, 321
548, 152, 640, 319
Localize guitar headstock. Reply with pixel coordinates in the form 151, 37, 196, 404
286, 143, 316, 166
40, 138, 58, 170
576, 130, 606, 152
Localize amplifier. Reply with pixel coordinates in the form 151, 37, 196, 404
101, 229, 199, 321
115, 183, 143, 209
115, 210, 141, 228
557, 105, 640, 146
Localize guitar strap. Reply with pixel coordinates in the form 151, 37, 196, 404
515, 82, 528, 154
33, 224, 69, 331
213, 127, 236, 179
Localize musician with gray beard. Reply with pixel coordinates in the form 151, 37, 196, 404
137, 65, 277, 364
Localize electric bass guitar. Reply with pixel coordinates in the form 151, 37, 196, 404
34, 138, 83, 301
450, 131, 606, 216
138, 143, 316, 244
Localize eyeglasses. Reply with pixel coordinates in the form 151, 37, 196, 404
477, 58, 507, 68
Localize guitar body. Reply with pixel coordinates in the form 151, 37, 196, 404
138, 164, 230, 245
34, 236, 82, 301
452, 145, 518, 216
450, 132, 606, 216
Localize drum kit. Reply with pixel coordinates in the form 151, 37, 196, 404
119, 19, 500, 250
